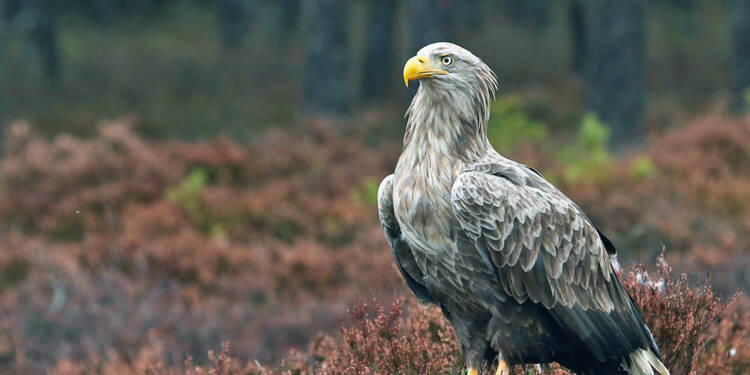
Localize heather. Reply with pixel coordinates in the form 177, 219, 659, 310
0, 120, 402, 373
1, 114, 749, 374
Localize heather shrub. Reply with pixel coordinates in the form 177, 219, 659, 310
1, 115, 749, 373
621, 257, 747, 374
0, 121, 402, 373
649, 115, 750, 217
310, 300, 463, 375
0, 120, 183, 238
263, 259, 748, 375
159, 256, 748, 375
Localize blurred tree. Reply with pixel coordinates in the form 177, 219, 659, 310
406, 0, 454, 102
451, 0, 484, 31
277, 0, 300, 36
22, 0, 60, 85
3, 0, 21, 18
301, 0, 349, 116
409, 0, 453, 51
121, 0, 167, 14
502, 0, 549, 28
580, 0, 645, 151
0, 1, 5, 126
656, 0, 696, 36
1, 0, 60, 85
730, 0, 750, 114
568, 0, 585, 74
85, 0, 117, 24
361, 0, 396, 104
218, 0, 251, 48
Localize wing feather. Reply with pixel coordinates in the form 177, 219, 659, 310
451, 167, 660, 360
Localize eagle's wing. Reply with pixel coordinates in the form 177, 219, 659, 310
378, 175, 435, 304
451, 167, 659, 361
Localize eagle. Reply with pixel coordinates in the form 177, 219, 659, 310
377, 43, 670, 375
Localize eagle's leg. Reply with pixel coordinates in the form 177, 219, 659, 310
463, 344, 489, 375
450, 314, 493, 375
494, 356, 509, 375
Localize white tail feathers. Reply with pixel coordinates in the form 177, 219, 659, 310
621, 348, 670, 375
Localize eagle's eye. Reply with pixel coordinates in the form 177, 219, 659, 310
440, 55, 454, 66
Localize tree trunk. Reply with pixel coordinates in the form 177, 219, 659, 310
301, 0, 350, 116
0, 1, 5, 131
581, 0, 645, 151
361, 0, 395, 104
569, 0, 586, 74
730, 0, 750, 114
30, 0, 59, 85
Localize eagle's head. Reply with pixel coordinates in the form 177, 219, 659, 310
403, 42, 497, 98
403, 43, 497, 139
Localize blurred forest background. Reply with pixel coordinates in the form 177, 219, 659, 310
0, 0, 749, 374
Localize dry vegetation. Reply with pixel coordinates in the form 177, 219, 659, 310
1, 115, 749, 374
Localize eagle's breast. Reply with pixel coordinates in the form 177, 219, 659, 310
392, 148, 463, 258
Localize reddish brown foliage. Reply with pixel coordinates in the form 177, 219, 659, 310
195, 259, 747, 375
651, 116, 750, 216
283, 258, 748, 375
0, 120, 183, 238
1, 115, 749, 373
309, 300, 462, 375
621, 257, 747, 375
0, 120, 401, 373
97, 255, 745, 375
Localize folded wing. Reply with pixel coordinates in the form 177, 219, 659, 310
451, 169, 659, 362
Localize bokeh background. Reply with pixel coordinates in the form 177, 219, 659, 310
0, 0, 749, 373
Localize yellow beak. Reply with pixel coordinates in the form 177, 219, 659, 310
403, 55, 447, 87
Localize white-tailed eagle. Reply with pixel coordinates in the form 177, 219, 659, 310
377, 42, 669, 375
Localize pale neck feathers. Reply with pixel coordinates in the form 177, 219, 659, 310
402, 69, 497, 166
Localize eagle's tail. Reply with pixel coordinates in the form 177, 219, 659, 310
621, 348, 670, 375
